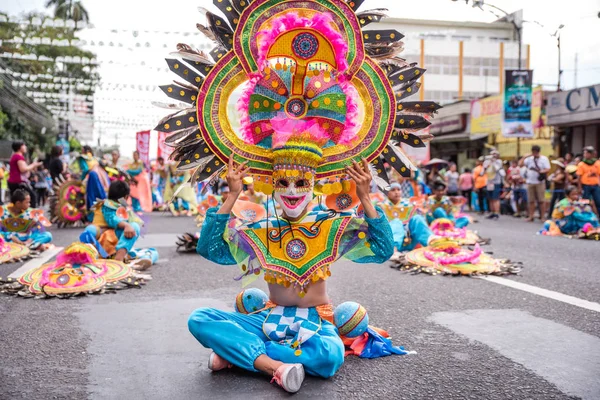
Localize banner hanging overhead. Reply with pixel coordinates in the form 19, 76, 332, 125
136, 130, 151, 166
502, 70, 534, 138
157, 131, 173, 160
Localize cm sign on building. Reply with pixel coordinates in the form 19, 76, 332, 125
547, 84, 600, 126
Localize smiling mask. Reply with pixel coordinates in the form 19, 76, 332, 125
271, 119, 324, 218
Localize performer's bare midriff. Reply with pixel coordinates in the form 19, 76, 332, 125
268, 280, 328, 308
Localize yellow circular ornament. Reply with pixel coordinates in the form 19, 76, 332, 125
322, 184, 333, 195
341, 180, 351, 193
262, 183, 274, 196
242, 176, 254, 185
331, 181, 342, 194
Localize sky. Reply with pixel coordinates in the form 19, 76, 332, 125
3, 0, 600, 154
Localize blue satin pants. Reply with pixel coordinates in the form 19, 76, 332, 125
187, 307, 344, 378
10, 231, 53, 246
81, 222, 140, 255
390, 215, 432, 251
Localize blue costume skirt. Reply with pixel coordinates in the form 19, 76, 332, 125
188, 307, 345, 378
86, 171, 107, 211
557, 212, 599, 235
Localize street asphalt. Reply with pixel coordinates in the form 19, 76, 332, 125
0, 211, 599, 400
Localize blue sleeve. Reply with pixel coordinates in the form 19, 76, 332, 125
102, 205, 125, 229
196, 207, 237, 265
353, 206, 395, 264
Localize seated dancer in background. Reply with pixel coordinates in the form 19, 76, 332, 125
126, 151, 153, 213
381, 182, 432, 252
164, 165, 197, 217
75, 146, 110, 212
544, 186, 599, 236
426, 181, 469, 228
0, 189, 53, 250
80, 180, 142, 262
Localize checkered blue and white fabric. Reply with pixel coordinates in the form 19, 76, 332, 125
263, 306, 321, 346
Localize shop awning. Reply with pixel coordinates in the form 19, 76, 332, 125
432, 132, 488, 143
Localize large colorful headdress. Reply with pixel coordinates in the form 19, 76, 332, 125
156, 0, 441, 194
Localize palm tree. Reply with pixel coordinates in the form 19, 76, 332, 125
45, 0, 90, 27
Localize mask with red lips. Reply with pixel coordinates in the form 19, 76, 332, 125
273, 175, 314, 218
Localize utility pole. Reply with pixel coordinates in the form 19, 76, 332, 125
557, 34, 562, 91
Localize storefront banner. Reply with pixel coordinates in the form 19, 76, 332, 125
136, 130, 151, 166
157, 131, 174, 160
502, 69, 534, 138
470, 95, 502, 135
547, 84, 600, 126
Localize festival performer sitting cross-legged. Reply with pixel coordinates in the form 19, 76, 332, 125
0, 189, 53, 250
543, 186, 600, 236
381, 182, 432, 252
189, 154, 394, 393
426, 181, 470, 228
79, 180, 142, 262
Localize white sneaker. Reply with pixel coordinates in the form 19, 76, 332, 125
271, 363, 305, 393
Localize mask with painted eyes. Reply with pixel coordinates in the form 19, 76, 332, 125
273, 175, 314, 218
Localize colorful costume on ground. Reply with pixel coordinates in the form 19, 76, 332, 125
0, 242, 149, 298
391, 238, 521, 275
0, 204, 53, 249
79, 199, 143, 259
429, 218, 487, 245
126, 161, 153, 213
0, 235, 30, 264
380, 199, 431, 251
156, 0, 439, 382
426, 195, 469, 228
541, 198, 600, 240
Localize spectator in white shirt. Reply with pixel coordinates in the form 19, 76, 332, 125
519, 145, 550, 221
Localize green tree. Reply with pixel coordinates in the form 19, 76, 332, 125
0, 10, 98, 151
45, 0, 90, 27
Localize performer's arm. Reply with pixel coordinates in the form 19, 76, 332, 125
196, 208, 237, 264
197, 154, 249, 264
361, 205, 395, 262
345, 158, 394, 262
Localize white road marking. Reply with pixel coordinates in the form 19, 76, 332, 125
477, 275, 600, 313
8, 246, 64, 279
431, 309, 600, 400
136, 233, 180, 248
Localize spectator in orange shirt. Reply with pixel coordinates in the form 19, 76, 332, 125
473, 157, 488, 214
576, 146, 600, 215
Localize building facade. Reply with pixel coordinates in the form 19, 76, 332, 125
368, 14, 528, 105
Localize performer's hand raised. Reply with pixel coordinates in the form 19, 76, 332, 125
226, 153, 249, 196
345, 158, 372, 200
345, 158, 378, 219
